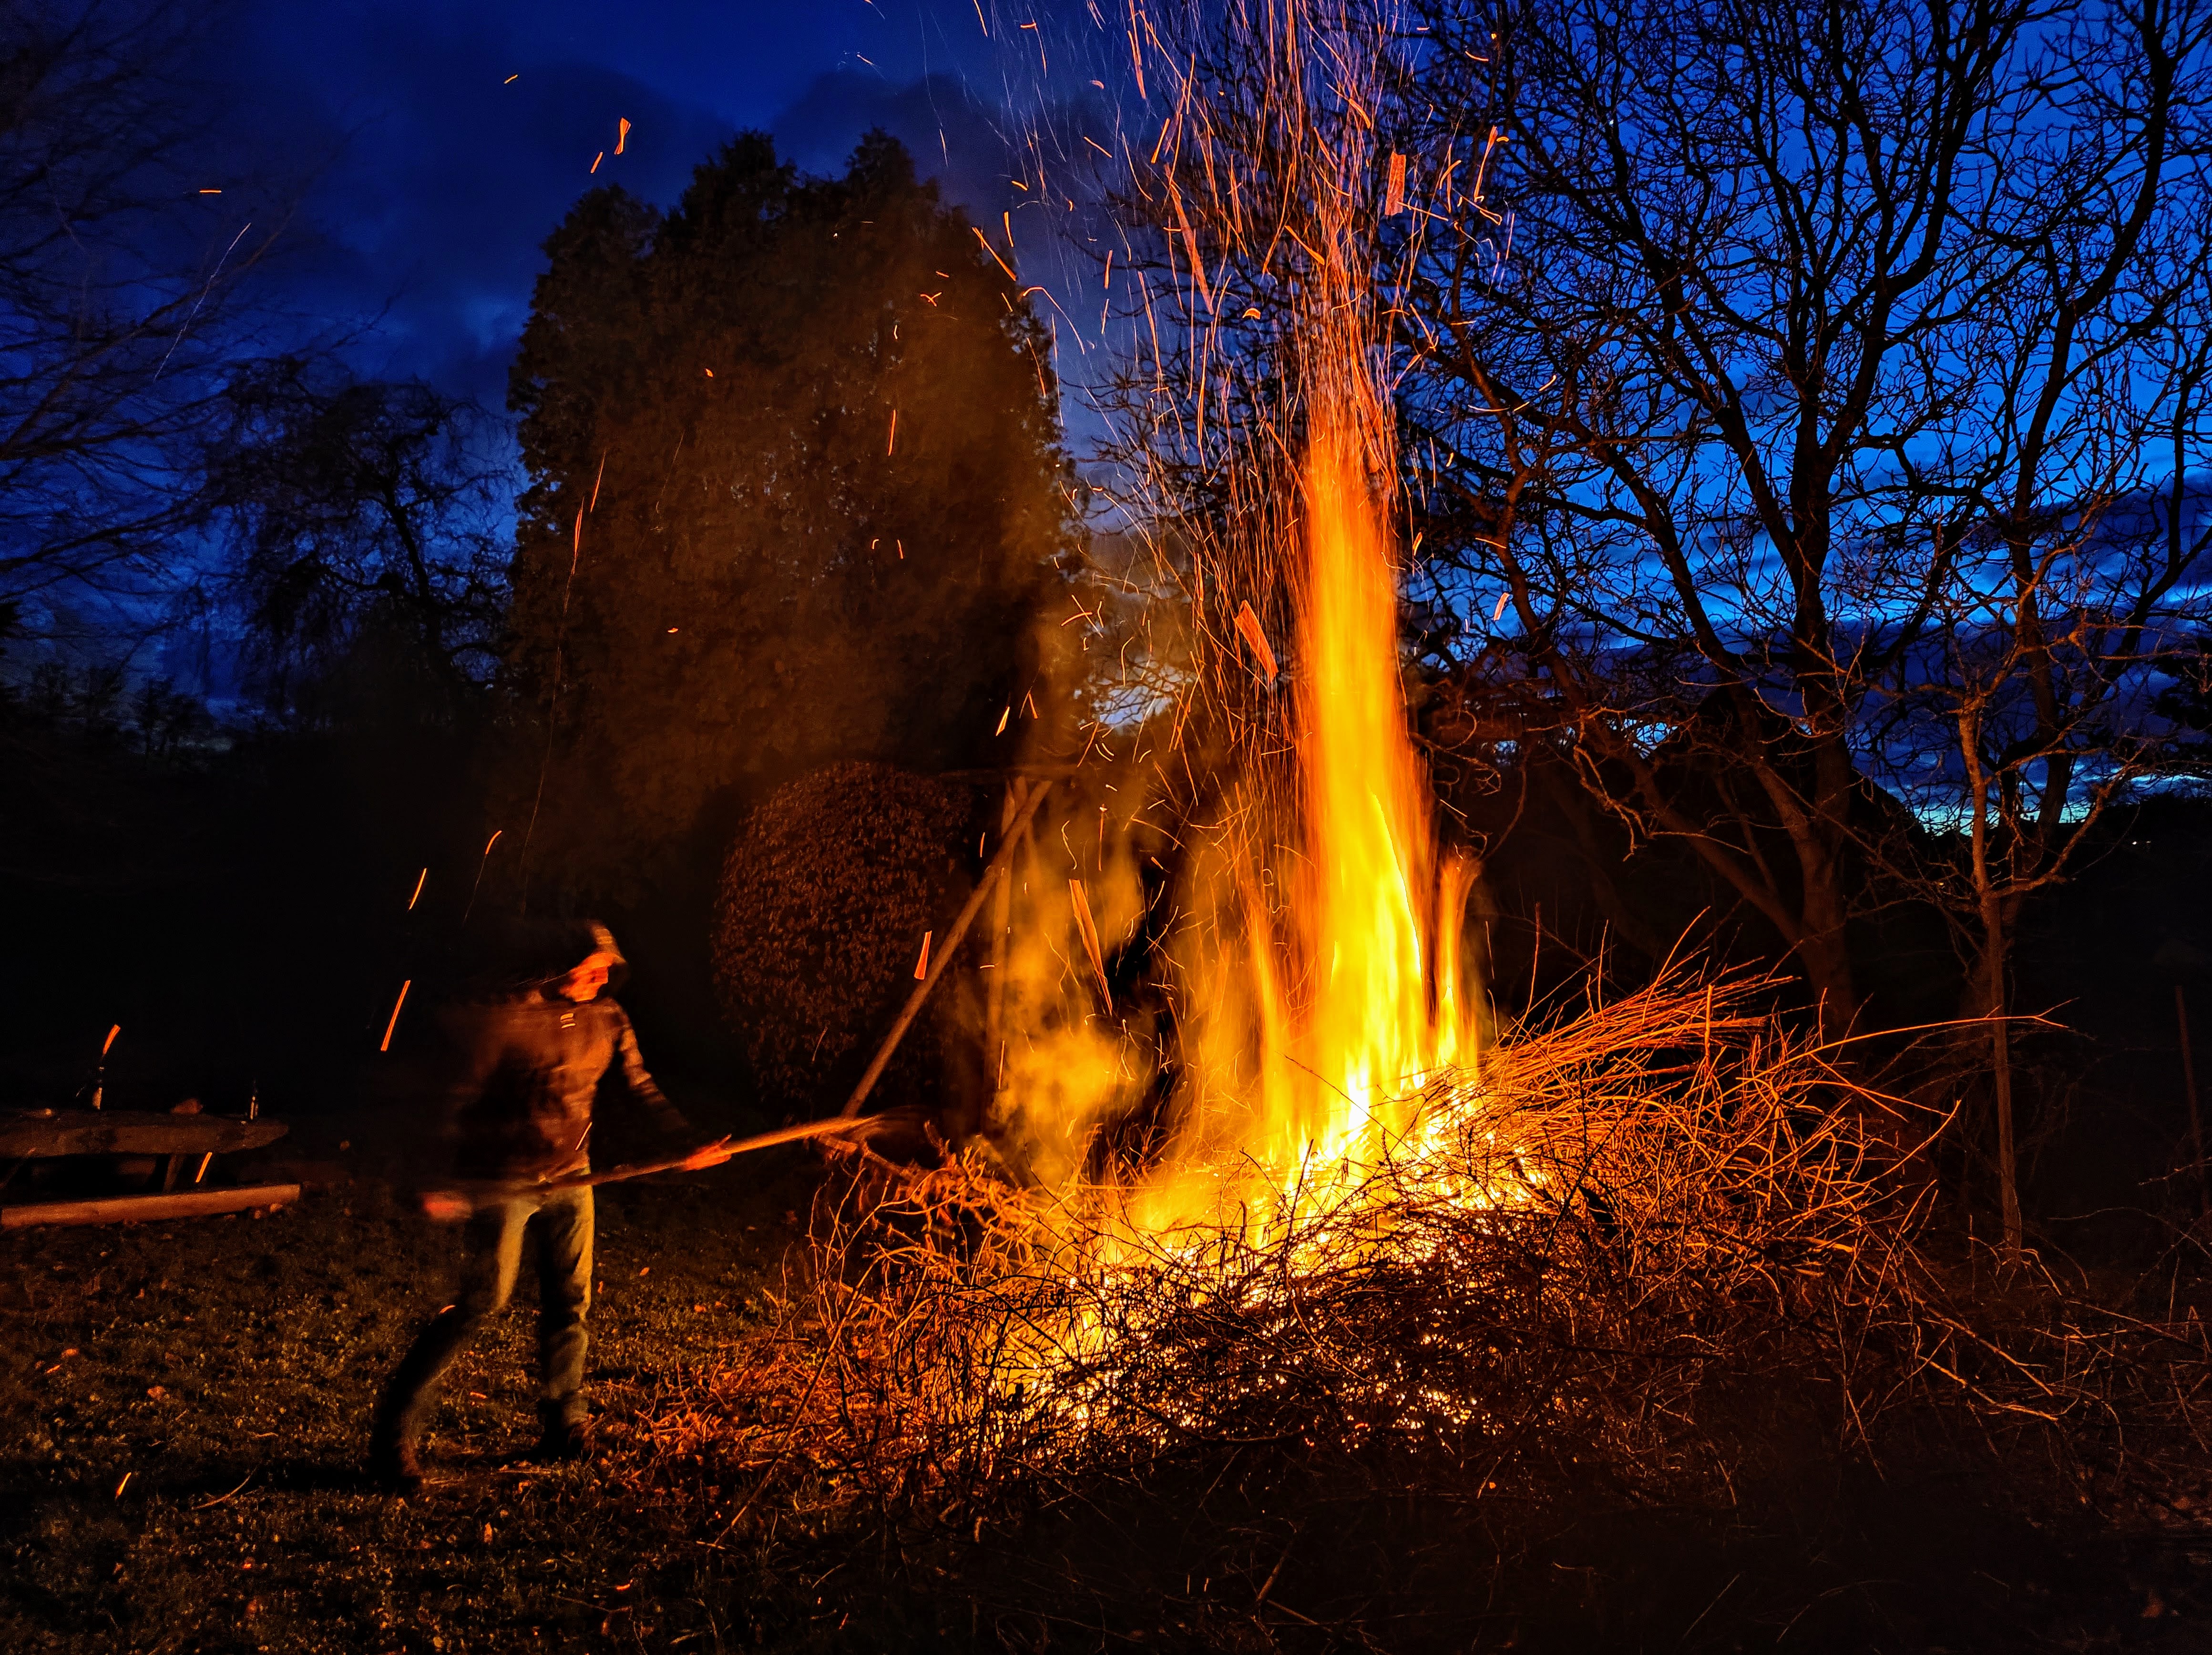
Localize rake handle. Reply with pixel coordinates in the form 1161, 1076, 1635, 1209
451, 1113, 870, 1210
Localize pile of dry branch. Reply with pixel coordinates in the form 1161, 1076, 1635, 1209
633, 971, 2211, 1553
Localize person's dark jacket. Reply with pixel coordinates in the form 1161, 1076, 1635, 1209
398, 916, 690, 1185
432, 990, 689, 1183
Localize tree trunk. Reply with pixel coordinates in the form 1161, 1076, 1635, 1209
1795, 895, 1862, 1051
1981, 939, 2023, 1261
2180, 984, 2207, 1225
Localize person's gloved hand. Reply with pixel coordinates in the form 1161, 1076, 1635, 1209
676, 1135, 735, 1171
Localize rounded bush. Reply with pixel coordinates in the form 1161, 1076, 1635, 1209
713, 762, 974, 1116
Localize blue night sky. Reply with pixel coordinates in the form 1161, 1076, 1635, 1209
188, 0, 1096, 408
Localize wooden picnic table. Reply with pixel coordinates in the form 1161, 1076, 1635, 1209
0, 1108, 296, 1229
0, 1109, 288, 1160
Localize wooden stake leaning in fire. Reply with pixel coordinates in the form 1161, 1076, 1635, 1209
1069, 878, 1113, 1012
839, 779, 1055, 1119
984, 779, 1029, 1060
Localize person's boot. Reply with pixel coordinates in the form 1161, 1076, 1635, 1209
371, 1303, 475, 1494
368, 1424, 425, 1494
532, 1406, 592, 1463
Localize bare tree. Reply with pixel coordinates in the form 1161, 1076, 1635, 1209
1865, 296, 2212, 1253
0, 0, 283, 637
1364, 0, 2212, 1071
207, 357, 512, 724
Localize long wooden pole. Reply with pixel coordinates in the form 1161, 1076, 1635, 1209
3, 1183, 300, 1230
839, 778, 1053, 1119
458, 1113, 877, 1211
983, 778, 1025, 1064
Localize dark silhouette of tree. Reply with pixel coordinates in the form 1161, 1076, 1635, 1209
207, 358, 510, 726
502, 131, 1076, 904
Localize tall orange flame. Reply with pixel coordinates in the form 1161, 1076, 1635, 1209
1289, 418, 1450, 1161
993, 403, 1483, 1239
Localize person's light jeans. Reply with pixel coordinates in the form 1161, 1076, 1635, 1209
373, 1186, 595, 1447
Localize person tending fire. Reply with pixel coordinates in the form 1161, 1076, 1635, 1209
369, 920, 731, 1493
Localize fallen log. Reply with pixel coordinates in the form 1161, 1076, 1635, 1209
1, 1183, 302, 1229
0, 1110, 288, 1159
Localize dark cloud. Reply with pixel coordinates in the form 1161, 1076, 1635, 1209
770, 69, 1018, 222
186, 0, 1016, 406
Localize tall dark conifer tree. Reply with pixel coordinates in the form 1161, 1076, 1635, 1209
505, 131, 1074, 902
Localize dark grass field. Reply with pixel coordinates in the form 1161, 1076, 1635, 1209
0, 1135, 826, 1655
5, 1143, 2212, 1653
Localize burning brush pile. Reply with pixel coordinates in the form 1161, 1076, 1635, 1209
632, 972, 2192, 1560
549, 1003, 2108, 1655
656, 972, 1921, 1522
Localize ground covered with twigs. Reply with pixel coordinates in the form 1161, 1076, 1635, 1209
4, 998, 2212, 1653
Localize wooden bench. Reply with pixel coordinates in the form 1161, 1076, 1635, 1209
0, 1109, 295, 1228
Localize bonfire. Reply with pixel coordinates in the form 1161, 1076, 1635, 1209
632, 174, 1946, 1563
